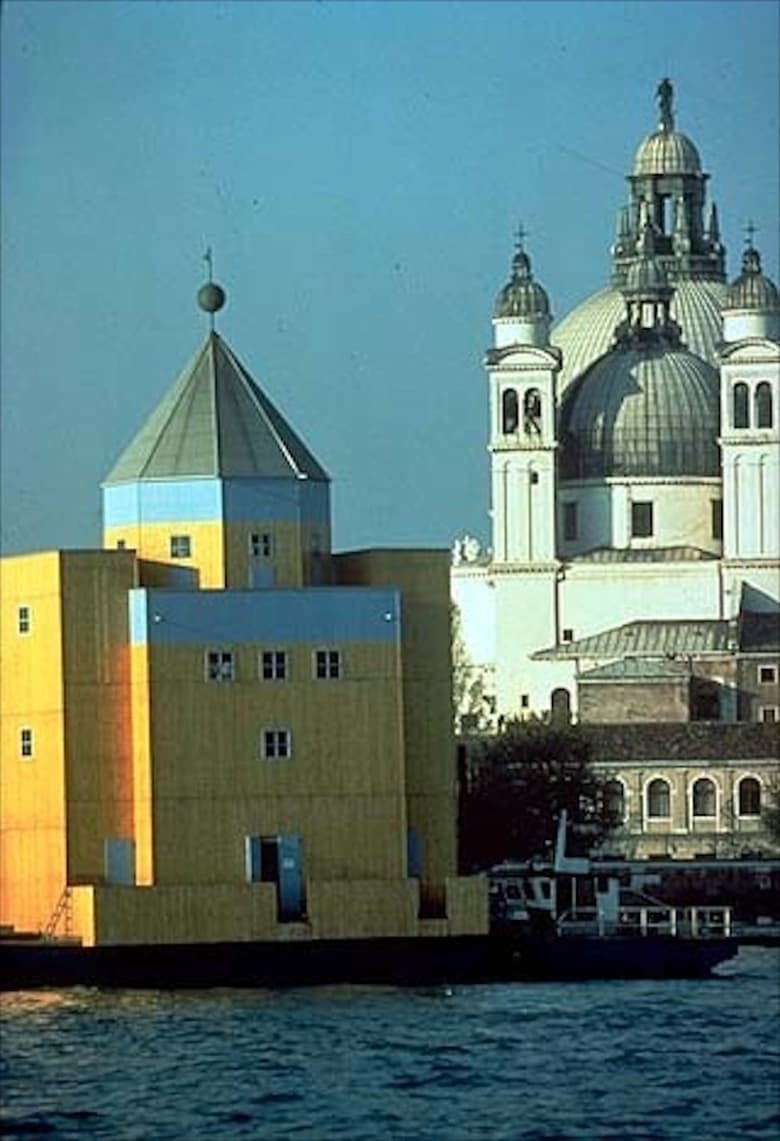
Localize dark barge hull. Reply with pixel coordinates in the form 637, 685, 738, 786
0, 933, 738, 990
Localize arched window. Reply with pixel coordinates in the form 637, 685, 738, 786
733, 383, 749, 429
646, 778, 671, 819
502, 389, 518, 433
550, 687, 571, 727
604, 780, 625, 822
755, 383, 773, 429
523, 388, 542, 433
692, 777, 716, 817
738, 777, 761, 817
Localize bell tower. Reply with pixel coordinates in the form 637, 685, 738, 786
487, 233, 561, 564
719, 239, 780, 572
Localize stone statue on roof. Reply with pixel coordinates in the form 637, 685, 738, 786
657, 78, 674, 131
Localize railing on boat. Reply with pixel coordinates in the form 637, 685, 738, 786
556, 904, 733, 939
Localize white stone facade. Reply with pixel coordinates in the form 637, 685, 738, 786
452, 84, 779, 730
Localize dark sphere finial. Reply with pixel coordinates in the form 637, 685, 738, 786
197, 282, 226, 314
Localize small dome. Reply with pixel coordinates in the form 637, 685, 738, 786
625, 254, 671, 296
559, 344, 719, 480
723, 246, 779, 312
633, 129, 702, 176
494, 247, 551, 319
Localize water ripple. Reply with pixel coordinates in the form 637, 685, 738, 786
0, 947, 777, 1140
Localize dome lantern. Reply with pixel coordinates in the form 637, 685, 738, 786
722, 233, 780, 342
492, 227, 552, 348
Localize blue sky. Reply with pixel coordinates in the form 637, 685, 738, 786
2, 0, 778, 555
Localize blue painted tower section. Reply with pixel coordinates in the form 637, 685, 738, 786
104, 478, 330, 529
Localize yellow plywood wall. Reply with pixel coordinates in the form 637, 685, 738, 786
130, 644, 154, 884
223, 520, 332, 589
105, 519, 331, 592
104, 522, 227, 588
333, 550, 457, 898
144, 642, 408, 885
307, 879, 419, 939
0, 553, 67, 932
72, 876, 486, 946
61, 552, 137, 883
88, 883, 279, 945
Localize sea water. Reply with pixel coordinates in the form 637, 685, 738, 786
1, 946, 778, 1140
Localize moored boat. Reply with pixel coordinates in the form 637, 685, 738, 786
488, 812, 739, 979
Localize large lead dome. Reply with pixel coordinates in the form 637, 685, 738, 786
553, 80, 727, 389
558, 233, 720, 481
559, 345, 720, 480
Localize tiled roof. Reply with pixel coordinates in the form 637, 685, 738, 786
532, 619, 735, 661
740, 611, 780, 654
571, 546, 717, 564
584, 722, 779, 763
105, 333, 328, 484
579, 657, 691, 682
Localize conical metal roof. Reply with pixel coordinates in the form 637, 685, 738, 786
104, 333, 329, 484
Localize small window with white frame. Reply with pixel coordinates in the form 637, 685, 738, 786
759, 706, 778, 723
170, 534, 192, 559
758, 665, 778, 685
314, 649, 341, 679
205, 650, 234, 682
260, 650, 287, 680
20, 727, 34, 759
17, 606, 31, 635
262, 729, 291, 760
249, 532, 274, 559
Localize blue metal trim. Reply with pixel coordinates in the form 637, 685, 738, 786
104, 479, 330, 527
128, 587, 401, 646
128, 590, 149, 645
104, 481, 223, 526
223, 479, 330, 525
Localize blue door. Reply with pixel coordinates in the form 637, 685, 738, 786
104, 838, 134, 885
277, 834, 304, 921
406, 830, 422, 878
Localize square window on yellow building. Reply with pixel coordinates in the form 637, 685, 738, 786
170, 535, 192, 558
262, 729, 291, 759
205, 650, 234, 682
314, 649, 341, 679
249, 532, 273, 558
20, 727, 33, 759
260, 650, 287, 680
17, 606, 30, 634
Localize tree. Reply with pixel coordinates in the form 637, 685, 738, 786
451, 603, 489, 733
458, 719, 619, 871
762, 776, 780, 848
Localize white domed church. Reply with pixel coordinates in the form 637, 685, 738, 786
452, 80, 780, 739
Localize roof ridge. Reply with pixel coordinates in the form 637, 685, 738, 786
216, 337, 307, 477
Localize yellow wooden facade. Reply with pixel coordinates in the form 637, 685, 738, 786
1, 545, 486, 944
